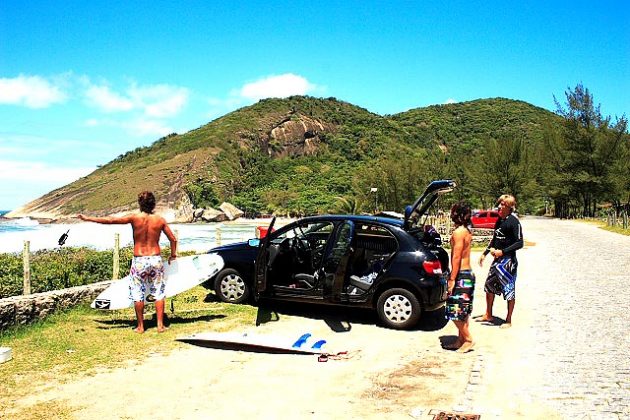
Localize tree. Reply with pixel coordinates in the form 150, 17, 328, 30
352, 148, 445, 213
470, 134, 529, 207
551, 84, 628, 217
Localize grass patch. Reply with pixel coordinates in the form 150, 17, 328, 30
574, 218, 630, 236
600, 225, 630, 236
573, 218, 607, 226
0, 286, 257, 418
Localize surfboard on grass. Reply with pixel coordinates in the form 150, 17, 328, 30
91, 253, 224, 310
176, 331, 329, 354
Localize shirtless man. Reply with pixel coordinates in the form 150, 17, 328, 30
445, 202, 475, 353
478, 194, 523, 329
79, 191, 177, 333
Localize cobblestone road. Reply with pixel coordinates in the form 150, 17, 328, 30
465, 217, 630, 419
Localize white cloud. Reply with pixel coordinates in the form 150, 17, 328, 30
206, 96, 247, 119
444, 98, 457, 104
0, 160, 93, 183
206, 73, 319, 119
85, 85, 134, 112
81, 117, 173, 137
83, 82, 189, 118
122, 118, 173, 137
239, 73, 316, 100
84, 118, 100, 127
0, 75, 67, 108
128, 84, 189, 118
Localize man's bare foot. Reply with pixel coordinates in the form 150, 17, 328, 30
134, 327, 144, 334
157, 326, 169, 333
500, 322, 512, 329
444, 340, 462, 350
474, 315, 494, 323
457, 341, 475, 353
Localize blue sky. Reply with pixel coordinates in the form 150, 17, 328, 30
1, 1, 628, 211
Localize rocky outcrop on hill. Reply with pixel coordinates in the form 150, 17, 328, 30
236, 112, 336, 159
190, 203, 243, 223
266, 114, 335, 157
219, 202, 244, 220
172, 193, 194, 223
195, 208, 227, 222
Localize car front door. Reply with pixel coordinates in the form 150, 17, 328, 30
321, 220, 354, 302
254, 217, 276, 300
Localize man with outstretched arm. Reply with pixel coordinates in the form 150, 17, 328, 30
477, 194, 523, 329
79, 191, 177, 333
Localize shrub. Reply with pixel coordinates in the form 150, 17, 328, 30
0, 246, 188, 299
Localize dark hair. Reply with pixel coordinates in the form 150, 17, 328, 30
450, 201, 471, 227
138, 191, 156, 214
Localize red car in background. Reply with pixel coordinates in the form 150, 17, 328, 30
470, 210, 500, 228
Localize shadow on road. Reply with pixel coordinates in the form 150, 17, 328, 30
253, 300, 449, 333
94, 313, 226, 330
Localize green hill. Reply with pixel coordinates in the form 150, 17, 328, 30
8, 96, 561, 219
393, 98, 560, 150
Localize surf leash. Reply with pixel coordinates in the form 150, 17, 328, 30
317, 350, 360, 362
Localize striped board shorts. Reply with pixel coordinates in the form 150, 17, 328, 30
445, 270, 475, 321
484, 256, 517, 301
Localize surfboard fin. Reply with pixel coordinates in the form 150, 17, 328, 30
311, 339, 326, 350
292, 333, 311, 348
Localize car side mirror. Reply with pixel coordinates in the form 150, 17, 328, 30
248, 238, 260, 247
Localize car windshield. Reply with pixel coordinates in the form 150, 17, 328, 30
271, 221, 333, 242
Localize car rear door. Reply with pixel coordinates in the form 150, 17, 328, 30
321, 220, 354, 302
254, 217, 276, 300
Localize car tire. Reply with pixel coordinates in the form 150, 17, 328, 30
376, 288, 421, 330
214, 268, 250, 304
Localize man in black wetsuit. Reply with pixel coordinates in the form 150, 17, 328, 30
477, 194, 523, 329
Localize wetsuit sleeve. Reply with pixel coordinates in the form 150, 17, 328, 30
502, 217, 523, 254
483, 219, 500, 256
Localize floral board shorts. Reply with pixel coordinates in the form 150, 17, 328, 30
128, 256, 165, 302
445, 270, 475, 321
484, 256, 517, 301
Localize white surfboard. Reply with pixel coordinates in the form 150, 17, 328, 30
176, 331, 329, 354
91, 253, 224, 310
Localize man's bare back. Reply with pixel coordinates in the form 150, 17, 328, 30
450, 225, 472, 272
130, 213, 175, 257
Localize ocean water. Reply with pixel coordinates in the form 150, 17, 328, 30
0, 217, 273, 254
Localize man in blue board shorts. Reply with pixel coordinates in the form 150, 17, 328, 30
478, 194, 523, 329
79, 191, 177, 333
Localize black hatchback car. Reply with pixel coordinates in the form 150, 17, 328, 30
205, 179, 456, 329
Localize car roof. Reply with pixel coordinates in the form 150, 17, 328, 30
297, 214, 404, 228
473, 210, 499, 215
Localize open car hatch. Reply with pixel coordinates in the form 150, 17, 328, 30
403, 179, 456, 230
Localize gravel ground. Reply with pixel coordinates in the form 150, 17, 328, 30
5, 217, 629, 419
464, 217, 630, 419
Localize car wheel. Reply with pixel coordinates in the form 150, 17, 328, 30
214, 268, 250, 304
376, 288, 421, 330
